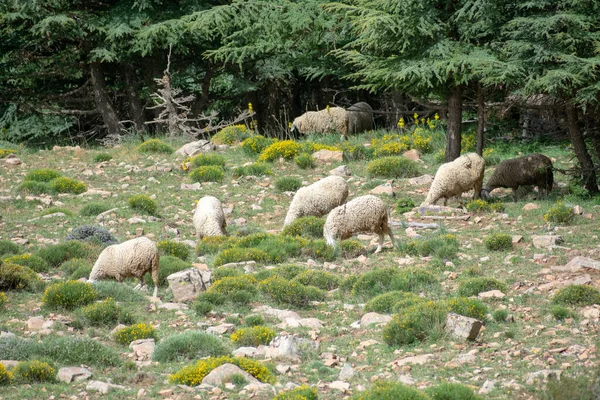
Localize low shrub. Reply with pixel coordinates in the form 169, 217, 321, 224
354, 381, 428, 400
65, 225, 119, 246
137, 139, 174, 154
42, 280, 97, 310
195, 236, 228, 255
188, 153, 226, 168
93, 152, 112, 162
50, 177, 87, 194
80, 202, 111, 216
208, 275, 258, 296
364, 291, 422, 313
383, 301, 448, 346
211, 124, 251, 145
550, 304, 573, 321
60, 258, 92, 276
553, 285, 600, 306
152, 331, 231, 362
255, 264, 306, 281
0, 240, 22, 257
18, 180, 54, 195
157, 240, 189, 261
492, 309, 509, 322
0, 292, 7, 311
466, 199, 505, 213
36, 240, 94, 268
544, 202, 574, 225
2, 254, 48, 273
212, 267, 242, 281
114, 323, 156, 345
340, 239, 365, 258
24, 168, 61, 182
93, 281, 148, 303
275, 177, 302, 192
458, 277, 507, 297
396, 197, 416, 214
367, 156, 421, 179
244, 314, 265, 327
231, 326, 276, 347
446, 297, 488, 320
258, 140, 300, 162
128, 194, 158, 215
295, 153, 316, 169
13, 360, 55, 383
301, 239, 337, 262
401, 234, 459, 260
0, 362, 12, 385
194, 301, 213, 316
81, 298, 120, 326
273, 385, 318, 400
234, 162, 272, 177
0, 263, 43, 291
0, 149, 16, 158
40, 206, 74, 217
351, 267, 399, 299
391, 267, 437, 292
484, 233, 513, 251
144, 256, 192, 287
213, 247, 269, 267
281, 216, 325, 239
189, 165, 224, 183
169, 356, 274, 386
292, 270, 340, 291
241, 135, 276, 155
425, 382, 482, 400
259, 276, 325, 308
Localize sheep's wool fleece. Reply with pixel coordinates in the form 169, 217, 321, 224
284, 176, 349, 226
423, 153, 485, 205
293, 107, 348, 135
193, 195, 227, 238
324, 195, 388, 240
347, 102, 373, 134
484, 153, 553, 190
89, 237, 158, 281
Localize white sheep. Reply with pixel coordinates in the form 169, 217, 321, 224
290, 107, 348, 138
421, 153, 485, 206
88, 237, 160, 297
323, 195, 394, 253
193, 196, 227, 238
283, 176, 349, 227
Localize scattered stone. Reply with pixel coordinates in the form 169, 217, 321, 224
526, 370, 562, 385
232, 347, 259, 358
312, 150, 343, 163
263, 334, 319, 360
128, 217, 147, 224
581, 307, 600, 320
339, 363, 355, 381
573, 205, 584, 215
157, 302, 188, 311
158, 389, 173, 397
82, 188, 112, 197
445, 313, 483, 340
532, 235, 563, 249
478, 290, 505, 299
408, 174, 434, 186
27, 316, 45, 331
278, 317, 324, 330
129, 339, 155, 361
233, 218, 247, 225
167, 268, 212, 302
370, 182, 394, 196
329, 165, 351, 176
479, 380, 496, 395
403, 149, 421, 161
523, 203, 539, 211
86, 380, 127, 394
256, 306, 301, 322
360, 312, 392, 327
565, 256, 600, 271
456, 350, 479, 365
389, 354, 434, 368
42, 212, 66, 219
58, 367, 93, 383
329, 381, 350, 392
175, 140, 215, 157
417, 205, 467, 216
201, 363, 260, 386
512, 235, 523, 244
0, 360, 17, 370
276, 364, 291, 374
180, 183, 202, 191
206, 323, 236, 335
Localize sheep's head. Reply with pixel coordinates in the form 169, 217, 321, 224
290, 122, 300, 137
480, 188, 491, 201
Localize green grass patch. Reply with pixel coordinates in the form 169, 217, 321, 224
152, 331, 231, 362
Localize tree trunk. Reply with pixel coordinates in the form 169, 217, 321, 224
476, 83, 485, 157
90, 62, 121, 137
445, 85, 463, 162
566, 105, 599, 194
190, 63, 215, 117
123, 65, 146, 133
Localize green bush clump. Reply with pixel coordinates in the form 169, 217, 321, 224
0, 240, 22, 257
367, 156, 421, 178
18, 180, 53, 195
273, 385, 318, 400
553, 285, 600, 306
114, 323, 156, 345
241, 135, 276, 155
213, 247, 269, 267
137, 139, 174, 154
196, 236, 228, 255
295, 153, 316, 169
36, 240, 94, 268
550, 304, 573, 321
93, 153, 112, 162
0, 362, 11, 385
354, 381, 428, 400
364, 291, 422, 313
244, 314, 265, 327
292, 270, 340, 291
13, 360, 55, 383
301, 239, 337, 262
447, 297, 488, 320
351, 267, 399, 298
258, 140, 300, 162
212, 124, 251, 145
466, 199, 505, 213
65, 225, 119, 246
212, 267, 242, 281
157, 240, 189, 260
60, 258, 92, 276
391, 268, 437, 292
492, 309, 509, 322
0, 149, 16, 158
383, 301, 448, 346
24, 168, 61, 182
81, 298, 120, 326
544, 202, 574, 225
50, 177, 87, 194
401, 234, 459, 260
275, 177, 302, 192
144, 256, 192, 287
153, 331, 231, 362
80, 202, 111, 216
93, 281, 148, 303
484, 233, 513, 251
458, 277, 507, 297
0, 263, 44, 291
230, 326, 276, 346
2, 254, 48, 273
425, 383, 482, 400
259, 276, 325, 308
0, 292, 7, 312
340, 239, 365, 258
208, 275, 258, 296
42, 280, 97, 310
194, 301, 213, 316
189, 165, 224, 183
40, 206, 74, 217
128, 194, 158, 215
281, 216, 325, 239
189, 153, 226, 168
234, 162, 272, 177
396, 197, 416, 214
255, 264, 306, 281
169, 356, 274, 386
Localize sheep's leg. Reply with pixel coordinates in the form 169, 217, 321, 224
374, 233, 384, 254
386, 226, 395, 249
443, 197, 448, 206
511, 189, 518, 203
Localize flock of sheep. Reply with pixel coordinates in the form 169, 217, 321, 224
86, 110, 555, 298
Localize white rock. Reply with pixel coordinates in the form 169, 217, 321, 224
202, 363, 260, 386
329, 165, 351, 176
129, 338, 155, 361
86, 380, 127, 394
479, 380, 496, 395
478, 290, 505, 299
328, 380, 350, 392
338, 363, 355, 381
360, 312, 392, 327
445, 313, 483, 340
58, 367, 93, 383
167, 268, 212, 302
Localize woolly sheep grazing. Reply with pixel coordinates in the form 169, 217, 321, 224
481, 153, 553, 202
283, 175, 349, 227
422, 153, 485, 206
324, 195, 394, 253
347, 102, 373, 134
290, 107, 348, 137
193, 196, 227, 238
88, 237, 159, 297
